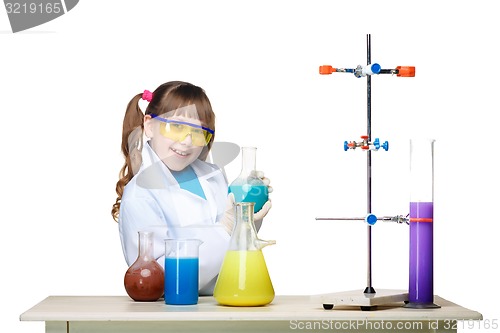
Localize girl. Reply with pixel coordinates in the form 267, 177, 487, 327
112, 81, 271, 294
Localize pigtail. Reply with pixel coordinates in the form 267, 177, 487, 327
112, 93, 145, 222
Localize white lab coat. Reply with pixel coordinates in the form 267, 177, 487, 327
119, 142, 230, 295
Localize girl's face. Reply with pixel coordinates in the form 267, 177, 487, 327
144, 114, 205, 171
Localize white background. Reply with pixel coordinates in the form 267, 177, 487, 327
2, 1, 499, 332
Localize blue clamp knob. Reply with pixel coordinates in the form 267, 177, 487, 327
371, 63, 381, 74
365, 214, 378, 226
344, 141, 349, 151
373, 138, 389, 151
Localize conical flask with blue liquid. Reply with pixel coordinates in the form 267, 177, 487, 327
228, 147, 268, 213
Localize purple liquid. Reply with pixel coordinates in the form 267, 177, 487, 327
409, 201, 434, 304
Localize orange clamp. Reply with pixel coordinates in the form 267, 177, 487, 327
396, 66, 415, 77
409, 218, 433, 223
319, 65, 336, 75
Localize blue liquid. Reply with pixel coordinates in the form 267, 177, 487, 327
164, 257, 199, 305
229, 184, 268, 212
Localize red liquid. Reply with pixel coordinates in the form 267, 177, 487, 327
124, 260, 164, 302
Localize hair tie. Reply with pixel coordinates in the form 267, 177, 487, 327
142, 90, 153, 102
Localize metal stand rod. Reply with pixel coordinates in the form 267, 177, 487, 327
364, 34, 375, 295
316, 216, 410, 224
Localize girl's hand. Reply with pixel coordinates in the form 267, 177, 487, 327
256, 170, 273, 194
254, 170, 272, 227
221, 193, 236, 235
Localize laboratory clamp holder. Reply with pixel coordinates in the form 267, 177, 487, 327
316, 34, 439, 311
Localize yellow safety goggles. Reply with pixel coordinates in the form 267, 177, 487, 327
152, 115, 214, 147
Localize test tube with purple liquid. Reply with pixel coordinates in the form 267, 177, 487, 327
406, 139, 440, 308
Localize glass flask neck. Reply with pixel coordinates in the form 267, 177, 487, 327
230, 202, 275, 251
235, 201, 256, 228
138, 231, 155, 260
240, 147, 257, 176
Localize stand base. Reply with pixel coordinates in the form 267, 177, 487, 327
315, 289, 408, 311
404, 301, 441, 309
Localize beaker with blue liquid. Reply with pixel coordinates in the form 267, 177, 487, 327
164, 239, 202, 305
229, 147, 268, 213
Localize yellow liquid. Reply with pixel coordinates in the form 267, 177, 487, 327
214, 250, 275, 306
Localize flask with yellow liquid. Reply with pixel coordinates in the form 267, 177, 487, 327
213, 202, 275, 306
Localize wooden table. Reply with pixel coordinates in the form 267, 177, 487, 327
20, 295, 482, 333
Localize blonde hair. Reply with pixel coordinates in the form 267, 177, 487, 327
111, 81, 216, 222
